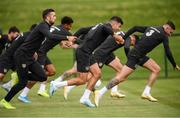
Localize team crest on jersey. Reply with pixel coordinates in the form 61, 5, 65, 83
22, 64, 26, 68
3, 69, 7, 73
41, 65, 44, 69
85, 66, 89, 71
98, 62, 103, 68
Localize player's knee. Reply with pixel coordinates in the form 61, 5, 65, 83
94, 70, 102, 79
153, 66, 161, 74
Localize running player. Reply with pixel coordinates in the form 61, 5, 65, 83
17, 16, 74, 103
55, 31, 129, 100
0, 26, 20, 55
94, 21, 180, 107
49, 16, 124, 108
0, 8, 76, 109
0, 24, 37, 92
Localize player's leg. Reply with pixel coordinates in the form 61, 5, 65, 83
0, 58, 30, 109
88, 55, 102, 91
50, 73, 88, 96
64, 72, 101, 101
49, 52, 83, 96
80, 63, 101, 108
94, 51, 138, 107
1, 71, 19, 92
141, 57, 160, 102
0, 61, 16, 92
63, 85, 76, 100
107, 56, 125, 98
95, 65, 134, 107
73, 49, 96, 108
38, 61, 56, 98
55, 62, 78, 82
18, 57, 50, 102
18, 81, 36, 103
28, 61, 47, 83
79, 72, 95, 108
0, 72, 9, 91
18, 61, 47, 103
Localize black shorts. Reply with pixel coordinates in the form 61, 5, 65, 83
126, 48, 149, 70
0, 57, 15, 74
15, 52, 47, 82
104, 53, 116, 66
138, 56, 150, 66
76, 48, 91, 72
90, 53, 115, 68
44, 56, 52, 66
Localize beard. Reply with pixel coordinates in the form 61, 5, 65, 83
49, 21, 54, 25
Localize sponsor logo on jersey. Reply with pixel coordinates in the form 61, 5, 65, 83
85, 66, 89, 71
3, 69, 7, 73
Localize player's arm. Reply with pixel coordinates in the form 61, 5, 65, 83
39, 23, 76, 42
123, 26, 148, 40
163, 37, 180, 70
103, 25, 124, 44
113, 34, 124, 44
124, 37, 131, 57
74, 26, 93, 37
60, 41, 79, 49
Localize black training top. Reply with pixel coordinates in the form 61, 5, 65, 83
94, 31, 125, 57
0, 32, 29, 60
79, 23, 114, 54
123, 26, 176, 67
37, 25, 72, 65
17, 21, 67, 57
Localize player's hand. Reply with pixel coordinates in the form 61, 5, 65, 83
174, 65, 180, 71
71, 44, 79, 49
60, 41, 73, 48
114, 35, 124, 44
67, 36, 77, 42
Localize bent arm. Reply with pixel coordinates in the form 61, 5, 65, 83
123, 26, 148, 39
40, 24, 67, 41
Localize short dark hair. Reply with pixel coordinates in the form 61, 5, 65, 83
110, 16, 123, 25
61, 16, 74, 25
29, 24, 37, 31
8, 26, 20, 33
166, 20, 175, 30
42, 8, 55, 19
